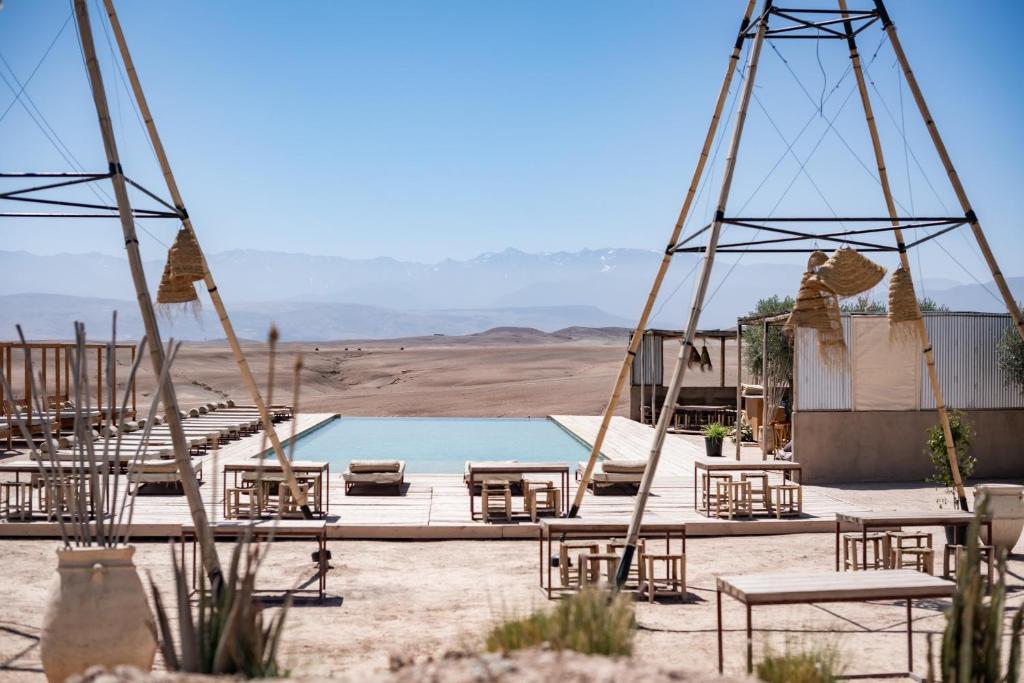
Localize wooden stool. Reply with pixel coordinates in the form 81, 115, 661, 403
943, 544, 995, 587
277, 482, 310, 517
702, 473, 733, 510
842, 532, 889, 570
226, 486, 263, 519
640, 553, 686, 603
715, 480, 753, 519
887, 531, 932, 568
558, 541, 599, 587
1, 481, 32, 520
481, 480, 511, 523
39, 478, 85, 521
578, 551, 620, 587
766, 483, 802, 518
741, 473, 769, 513
606, 538, 647, 588
895, 547, 935, 574
525, 481, 560, 522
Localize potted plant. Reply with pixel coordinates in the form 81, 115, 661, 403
703, 422, 728, 458
925, 410, 976, 542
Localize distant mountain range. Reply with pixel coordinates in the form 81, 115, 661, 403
0, 248, 1020, 340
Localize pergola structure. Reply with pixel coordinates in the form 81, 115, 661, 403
565, 0, 1024, 588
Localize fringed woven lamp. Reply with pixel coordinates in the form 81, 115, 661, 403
155, 228, 204, 315
888, 265, 921, 343
687, 344, 702, 369
699, 344, 712, 372
815, 246, 886, 296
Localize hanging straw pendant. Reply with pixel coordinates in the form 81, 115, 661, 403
166, 228, 205, 282
815, 246, 886, 297
699, 344, 712, 372
687, 344, 702, 369
888, 265, 922, 343
155, 260, 200, 315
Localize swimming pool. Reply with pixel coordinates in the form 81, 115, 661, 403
277, 417, 592, 474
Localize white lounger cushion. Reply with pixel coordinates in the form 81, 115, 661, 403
344, 462, 405, 484
578, 460, 646, 483
349, 460, 402, 473
463, 461, 526, 483
600, 459, 647, 474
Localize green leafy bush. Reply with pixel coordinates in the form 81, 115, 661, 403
485, 589, 635, 656
925, 410, 976, 507
996, 307, 1024, 390
756, 643, 843, 683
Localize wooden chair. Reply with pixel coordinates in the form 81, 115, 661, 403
770, 421, 791, 455
741, 473, 769, 513
715, 480, 753, 519
702, 472, 733, 510
277, 482, 310, 517
766, 482, 802, 518
842, 532, 889, 570
1, 481, 32, 520
640, 553, 686, 603
606, 538, 647, 588
225, 487, 263, 519
558, 540, 599, 587
578, 551, 621, 587
525, 480, 560, 522
481, 480, 511, 523
943, 544, 995, 587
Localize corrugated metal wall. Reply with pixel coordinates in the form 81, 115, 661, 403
794, 318, 851, 410
920, 313, 1024, 410
630, 332, 664, 386
796, 313, 1024, 411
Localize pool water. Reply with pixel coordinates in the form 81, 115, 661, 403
279, 417, 591, 474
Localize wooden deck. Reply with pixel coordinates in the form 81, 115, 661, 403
0, 413, 868, 540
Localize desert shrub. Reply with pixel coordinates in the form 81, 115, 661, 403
756, 643, 843, 683
925, 410, 976, 507
996, 307, 1024, 390
484, 589, 635, 656
934, 496, 1024, 682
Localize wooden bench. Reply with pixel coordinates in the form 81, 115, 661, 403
716, 569, 955, 677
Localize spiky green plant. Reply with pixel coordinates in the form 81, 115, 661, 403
485, 589, 635, 656
756, 642, 843, 683
149, 541, 289, 677
938, 496, 1024, 683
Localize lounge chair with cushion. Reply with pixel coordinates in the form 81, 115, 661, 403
344, 460, 405, 495
577, 458, 647, 493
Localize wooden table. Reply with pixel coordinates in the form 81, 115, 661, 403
537, 517, 686, 600
466, 462, 569, 520
181, 519, 329, 602
693, 457, 802, 517
717, 569, 955, 677
223, 460, 329, 517
834, 510, 993, 571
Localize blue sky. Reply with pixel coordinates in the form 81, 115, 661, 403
0, 1, 1021, 284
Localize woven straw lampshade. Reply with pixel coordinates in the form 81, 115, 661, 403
807, 250, 828, 270
815, 247, 886, 297
166, 228, 205, 282
687, 344, 702, 369
785, 268, 846, 367
888, 265, 921, 342
699, 344, 712, 372
156, 260, 198, 307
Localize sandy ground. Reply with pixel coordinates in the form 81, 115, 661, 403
2, 484, 1022, 681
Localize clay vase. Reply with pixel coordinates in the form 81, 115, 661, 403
40, 545, 157, 683
975, 484, 1024, 552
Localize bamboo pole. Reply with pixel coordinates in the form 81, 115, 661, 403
614, 2, 771, 587
72, 0, 223, 584
873, 0, 1024, 345
841, 0, 968, 510
101, 0, 310, 516
569, 0, 759, 517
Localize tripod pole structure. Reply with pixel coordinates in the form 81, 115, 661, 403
568, 0, 758, 518
72, 0, 223, 585
874, 0, 1024, 344
101, 0, 312, 517
840, 0, 967, 510
614, 0, 772, 588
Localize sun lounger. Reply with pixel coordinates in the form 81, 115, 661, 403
463, 461, 526, 488
343, 460, 405, 494
577, 459, 647, 493
127, 457, 204, 490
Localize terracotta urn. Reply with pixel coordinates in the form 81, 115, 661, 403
40, 545, 157, 683
975, 484, 1024, 552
